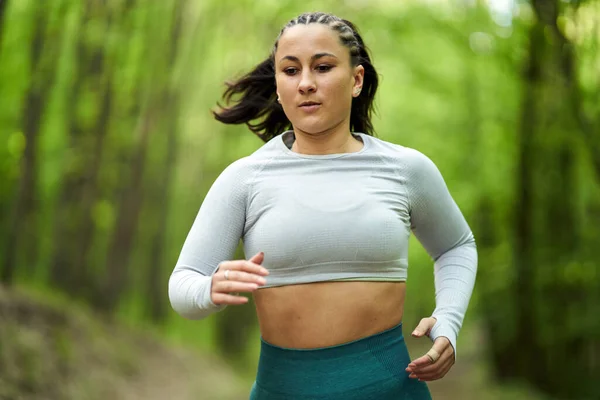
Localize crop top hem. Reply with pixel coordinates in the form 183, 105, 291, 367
261, 270, 406, 288
260, 259, 408, 288
261, 276, 408, 289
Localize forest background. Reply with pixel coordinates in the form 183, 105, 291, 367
1, 0, 598, 399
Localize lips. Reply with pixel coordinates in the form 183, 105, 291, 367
299, 104, 321, 113
299, 101, 321, 107
299, 101, 322, 113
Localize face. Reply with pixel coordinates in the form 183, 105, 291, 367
274, 24, 364, 135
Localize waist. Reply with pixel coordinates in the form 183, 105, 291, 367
253, 281, 405, 349
260, 319, 405, 356
252, 321, 432, 399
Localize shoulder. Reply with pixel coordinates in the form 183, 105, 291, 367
365, 134, 439, 175
215, 134, 282, 184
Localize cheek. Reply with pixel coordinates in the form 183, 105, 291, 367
321, 80, 353, 111
275, 76, 296, 97
320, 74, 353, 99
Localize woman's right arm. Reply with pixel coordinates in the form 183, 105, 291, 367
168, 159, 266, 320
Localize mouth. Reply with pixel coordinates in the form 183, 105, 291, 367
299, 102, 322, 112
299, 101, 321, 107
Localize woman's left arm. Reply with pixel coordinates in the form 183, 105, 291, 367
402, 149, 478, 381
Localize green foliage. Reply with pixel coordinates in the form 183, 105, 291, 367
0, 0, 598, 398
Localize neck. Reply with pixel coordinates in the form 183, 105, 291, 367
291, 121, 363, 155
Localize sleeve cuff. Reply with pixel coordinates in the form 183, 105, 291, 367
197, 273, 228, 313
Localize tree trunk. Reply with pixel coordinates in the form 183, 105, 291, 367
511, 12, 541, 380
49, 2, 112, 297
0, 0, 8, 44
145, 0, 185, 323
490, 1, 597, 397
75, 72, 113, 300
1, 2, 61, 284
145, 94, 178, 323
97, 106, 151, 312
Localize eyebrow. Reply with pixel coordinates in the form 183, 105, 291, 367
279, 52, 338, 63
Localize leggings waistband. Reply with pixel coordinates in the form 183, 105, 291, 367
252, 320, 432, 399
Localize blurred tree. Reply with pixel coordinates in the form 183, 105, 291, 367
96, 0, 149, 312
144, 0, 185, 323
0, 0, 8, 45
0, 1, 598, 398
1, 1, 66, 285
482, 0, 599, 398
49, 0, 113, 299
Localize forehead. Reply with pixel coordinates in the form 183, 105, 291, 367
276, 24, 346, 60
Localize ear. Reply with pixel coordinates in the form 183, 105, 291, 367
352, 65, 365, 97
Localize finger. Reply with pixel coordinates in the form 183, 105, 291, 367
223, 260, 269, 276
413, 369, 450, 381
407, 345, 454, 381
408, 359, 452, 381
220, 270, 267, 286
406, 342, 448, 372
248, 251, 265, 265
408, 349, 454, 375
212, 292, 250, 305
411, 317, 436, 338
407, 354, 433, 371
410, 359, 451, 376
408, 348, 442, 369
214, 281, 260, 294
412, 359, 453, 381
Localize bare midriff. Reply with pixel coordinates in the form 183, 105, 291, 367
252, 281, 406, 349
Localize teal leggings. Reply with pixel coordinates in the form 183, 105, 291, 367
249, 321, 432, 399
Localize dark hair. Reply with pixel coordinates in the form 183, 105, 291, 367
213, 12, 379, 142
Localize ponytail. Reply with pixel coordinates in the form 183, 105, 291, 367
212, 57, 290, 142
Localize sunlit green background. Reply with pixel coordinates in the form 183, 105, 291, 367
1, 0, 598, 399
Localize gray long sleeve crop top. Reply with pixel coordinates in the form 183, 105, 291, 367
169, 130, 478, 355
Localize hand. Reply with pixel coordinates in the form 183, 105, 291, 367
211, 252, 269, 305
405, 317, 455, 381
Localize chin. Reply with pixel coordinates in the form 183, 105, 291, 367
292, 120, 334, 135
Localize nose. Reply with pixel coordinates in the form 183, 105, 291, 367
298, 70, 316, 94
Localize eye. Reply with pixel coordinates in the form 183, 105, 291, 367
316, 65, 332, 72
283, 67, 298, 75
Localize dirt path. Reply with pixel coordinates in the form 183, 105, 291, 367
0, 286, 249, 400
117, 343, 249, 400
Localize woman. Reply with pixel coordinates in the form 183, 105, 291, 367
169, 12, 477, 400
